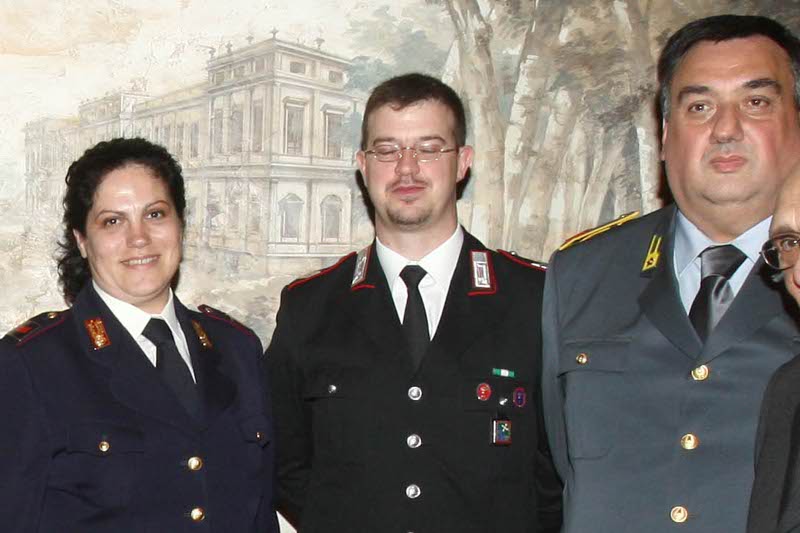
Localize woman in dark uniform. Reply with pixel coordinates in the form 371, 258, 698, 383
0, 138, 277, 532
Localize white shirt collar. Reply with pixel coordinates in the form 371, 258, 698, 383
92, 281, 181, 341
674, 210, 769, 277
376, 226, 464, 288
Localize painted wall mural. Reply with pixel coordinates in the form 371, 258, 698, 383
1, 2, 798, 526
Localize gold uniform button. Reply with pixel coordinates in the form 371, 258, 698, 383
98, 440, 110, 453
187, 456, 203, 471
670, 505, 688, 523
680, 434, 699, 450
576, 353, 589, 365
190, 507, 205, 522
691, 365, 709, 381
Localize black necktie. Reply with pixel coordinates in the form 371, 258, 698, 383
689, 245, 747, 342
142, 318, 202, 420
400, 265, 430, 370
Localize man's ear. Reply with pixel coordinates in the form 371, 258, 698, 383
456, 145, 474, 182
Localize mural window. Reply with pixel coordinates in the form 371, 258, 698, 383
325, 112, 344, 159
279, 193, 303, 241
190, 123, 199, 158
206, 183, 223, 236
230, 104, 243, 153
251, 100, 264, 152
163, 125, 171, 150
328, 70, 343, 83
176, 124, 184, 158
254, 58, 265, 72
234, 65, 246, 79
248, 191, 261, 234
289, 61, 306, 75
212, 109, 224, 154
284, 104, 304, 155
321, 195, 342, 241
214, 72, 225, 85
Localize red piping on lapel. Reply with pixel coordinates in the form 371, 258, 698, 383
351, 284, 376, 291
468, 249, 498, 296
288, 252, 357, 291
15, 314, 68, 347
498, 249, 546, 271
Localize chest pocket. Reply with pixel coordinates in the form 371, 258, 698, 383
51, 422, 146, 509
302, 369, 367, 463
238, 413, 272, 474
558, 339, 629, 459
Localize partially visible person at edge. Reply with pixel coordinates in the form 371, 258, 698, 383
542, 14, 800, 533
266, 72, 562, 532
0, 137, 278, 532
748, 163, 800, 533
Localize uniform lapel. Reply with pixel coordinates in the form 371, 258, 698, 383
701, 261, 792, 363
174, 299, 236, 428
426, 233, 510, 368
341, 243, 407, 365
638, 209, 703, 359
73, 286, 200, 434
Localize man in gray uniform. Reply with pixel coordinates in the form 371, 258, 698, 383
542, 15, 800, 532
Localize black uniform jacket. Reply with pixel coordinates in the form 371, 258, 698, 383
0, 285, 278, 533
748, 351, 800, 533
267, 230, 562, 533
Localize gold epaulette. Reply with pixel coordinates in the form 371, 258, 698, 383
558, 211, 639, 251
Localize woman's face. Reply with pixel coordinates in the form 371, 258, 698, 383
74, 163, 183, 313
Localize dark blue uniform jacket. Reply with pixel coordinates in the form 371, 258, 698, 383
0, 285, 278, 533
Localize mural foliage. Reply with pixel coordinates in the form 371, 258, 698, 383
1, 0, 798, 347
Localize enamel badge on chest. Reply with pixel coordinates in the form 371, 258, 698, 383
492, 418, 512, 446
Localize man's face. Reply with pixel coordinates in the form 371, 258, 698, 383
356, 100, 473, 238
662, 36, 800, 239
770, 165, 800, 304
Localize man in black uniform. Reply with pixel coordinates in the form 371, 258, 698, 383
266, 73, 562, 532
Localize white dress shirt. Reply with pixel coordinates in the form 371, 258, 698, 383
93, 282, 196, 382
673, 211, 770, 313
376, 226, 463, 340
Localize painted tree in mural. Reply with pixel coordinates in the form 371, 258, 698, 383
442, 0, 800, 258
347, 0, 799, 258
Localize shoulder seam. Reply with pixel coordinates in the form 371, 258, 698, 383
497, 250, 547, 271
287, 252, 356, 290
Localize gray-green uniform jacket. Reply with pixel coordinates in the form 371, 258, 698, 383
542, 205, 799, 532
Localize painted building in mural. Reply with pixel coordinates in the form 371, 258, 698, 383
23, 35, 363, 275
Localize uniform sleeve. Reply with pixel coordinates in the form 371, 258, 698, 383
535, 374, 564, 532
0, 345, 50, 532
264, 288, 310, 527
541, 250, 572, 485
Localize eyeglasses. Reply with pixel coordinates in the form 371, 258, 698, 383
760, 233, 800, 270
363, 142, 458, 163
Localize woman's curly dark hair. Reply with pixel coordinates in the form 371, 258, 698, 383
57, 137, 186, 304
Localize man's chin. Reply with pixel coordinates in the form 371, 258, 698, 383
387, 209, 431, 228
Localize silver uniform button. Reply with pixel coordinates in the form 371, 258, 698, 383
407, 434, 422, 448
406, 484, 421, 499
408, 386, 423, 401
327, 384, 337, 394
